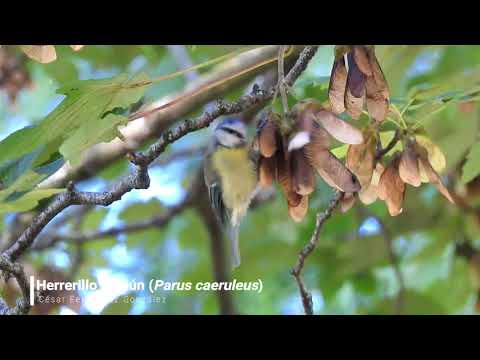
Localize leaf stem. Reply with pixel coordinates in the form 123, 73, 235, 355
390, 103, 408, 129
400, 97, 415, 116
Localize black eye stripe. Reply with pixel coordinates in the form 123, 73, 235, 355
222, 127, 244, 139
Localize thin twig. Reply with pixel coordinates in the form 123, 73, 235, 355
291, 191, 344, 315
34, 196, 192, 250
277, 45, 290, 115
375, 128, 401, 161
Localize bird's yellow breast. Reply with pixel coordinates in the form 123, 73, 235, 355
211, 147, 257, 213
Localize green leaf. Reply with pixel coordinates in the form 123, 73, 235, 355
0, 150, 64, 202
291, 78, 330, 101
0, 72, 150, 171
461, 142, 480, 184
0, 188, 63, 214
331, 144, 348, 159
60, 114, 129, 166
0, 161, 63, 203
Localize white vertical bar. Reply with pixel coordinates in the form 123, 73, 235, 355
30, 276, 35, 306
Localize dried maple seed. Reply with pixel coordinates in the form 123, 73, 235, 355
345, 52, 366, 120
365, 77, 389, 123
327, 45, 389, 122
328, 56, 348, 114
340, 192, 357, 213
365, 48, 389, 123
309, 126, 331, 150
257, 113, 279, 158
292, 101, 318, 132
415, 146, 455, 204
358, 182, 378, 205
20, 45, 57, 64
288, 195, 309, 223
399, 139, 421, 187
358, 162, 385, 205
378, 155, 405, 216
291, 149, 316, 195
352, 46, 373, 76
415, 135, 446, 173
304, 147, 361, 193
292, 99, 363, 145
259, 156, 277, 187
276, 143, 302, 207
346, 134, 376, 188
314, 110, 364, 145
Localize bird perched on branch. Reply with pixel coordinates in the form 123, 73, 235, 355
204, 118, 259, 269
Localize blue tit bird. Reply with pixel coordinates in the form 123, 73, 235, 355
204, 118, 259, 269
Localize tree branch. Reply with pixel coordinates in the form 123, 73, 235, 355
33, 195, 193, 250
39, 45, 301, 189
0, 256, 31, 315
194, 179, 237, 315
291, 191, 344, 315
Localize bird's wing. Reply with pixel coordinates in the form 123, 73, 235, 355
204, 149, 230, 227
248, 137, 262, 180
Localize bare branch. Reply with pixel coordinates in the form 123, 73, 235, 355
34, 195, 192, 249
291, 191, 344, 315
0, 256, 31, 315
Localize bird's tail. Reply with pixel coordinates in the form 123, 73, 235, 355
228, 223, 241, 269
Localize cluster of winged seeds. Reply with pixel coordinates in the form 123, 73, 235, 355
255, 100, 364, 222
255, 45, 454, 220
329, 45, 389, 122
345, 131, 454, 216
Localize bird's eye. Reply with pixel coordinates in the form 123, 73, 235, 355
222, 127, 244, 139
